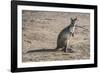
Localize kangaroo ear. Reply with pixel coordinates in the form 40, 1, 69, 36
71, 18, 73, 21
75, 17, 77, 20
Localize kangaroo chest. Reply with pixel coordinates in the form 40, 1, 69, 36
69, 26, 75, 33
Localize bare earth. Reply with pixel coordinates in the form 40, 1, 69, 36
22, 10, 90, 62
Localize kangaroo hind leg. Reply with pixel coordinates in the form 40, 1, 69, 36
64, 39, 74, 53
63, 40, 74, 53
64, 40, 69, 52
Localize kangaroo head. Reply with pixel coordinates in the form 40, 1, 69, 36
70, 17, 77, 26
69, 17, 77, 33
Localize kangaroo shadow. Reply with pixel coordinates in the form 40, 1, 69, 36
27, 48, 58, 53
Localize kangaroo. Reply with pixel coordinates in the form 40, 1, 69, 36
55, 17, 77, 53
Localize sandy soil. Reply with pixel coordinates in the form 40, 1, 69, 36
22, 10, 90, 62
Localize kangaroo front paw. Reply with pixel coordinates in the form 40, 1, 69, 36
72, 33, 74, 37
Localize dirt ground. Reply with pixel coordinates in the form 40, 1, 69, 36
22, 10, 90, 62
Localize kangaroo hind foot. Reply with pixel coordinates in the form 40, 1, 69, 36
64, 47, 74, 53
